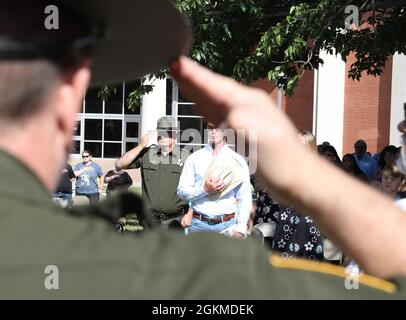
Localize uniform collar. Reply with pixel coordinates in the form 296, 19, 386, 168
0, 149, 51, 205
157, 145, 180, 158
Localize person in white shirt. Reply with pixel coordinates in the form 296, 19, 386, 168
177, 123, 252, 238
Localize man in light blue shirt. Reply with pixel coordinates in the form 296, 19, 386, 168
177, 123, 252, 238
353, 139, 378, 182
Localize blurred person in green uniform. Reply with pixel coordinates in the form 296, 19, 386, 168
0, 0, 405, 300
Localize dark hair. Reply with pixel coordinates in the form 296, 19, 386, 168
378, 145, 398, 170
82, 150, 92, 157
320, 145, 341, 166
342, 154, 368, 182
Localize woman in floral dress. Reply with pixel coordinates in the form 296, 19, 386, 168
272, 205, 324, 260
254, 190, 280, 225
271, 131, 324, 261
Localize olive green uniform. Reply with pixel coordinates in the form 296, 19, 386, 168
129, 145, 188, 225
0, 149, 404, 299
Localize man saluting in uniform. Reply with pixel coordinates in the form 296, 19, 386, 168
115, 116, 189, 229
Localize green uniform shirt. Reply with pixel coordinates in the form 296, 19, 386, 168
129, 145, 188, 218
0, 149, 404, 299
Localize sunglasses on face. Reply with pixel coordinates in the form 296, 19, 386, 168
82, 155, 90, 158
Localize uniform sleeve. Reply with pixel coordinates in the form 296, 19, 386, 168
67, 165, 75, 179
128, 148, 149, 169
392, 277, 406, 298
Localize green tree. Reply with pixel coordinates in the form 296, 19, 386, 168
109, 0, 406, 107
178, 0, 406, 95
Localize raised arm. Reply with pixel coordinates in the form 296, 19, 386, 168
170, 56, 406, 278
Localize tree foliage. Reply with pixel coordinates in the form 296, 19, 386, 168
106, 0, 406, 107
177, 0, 406, 95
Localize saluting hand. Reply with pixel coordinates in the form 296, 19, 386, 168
140, 131, 155, 149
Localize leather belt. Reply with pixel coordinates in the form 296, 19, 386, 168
192, 212, 235, 224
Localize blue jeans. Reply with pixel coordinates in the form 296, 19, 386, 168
186, 217, 236, 234
53, 192, 73, 208
76, 192, 100, 206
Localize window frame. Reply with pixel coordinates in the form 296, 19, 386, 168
70, 82, 141, 159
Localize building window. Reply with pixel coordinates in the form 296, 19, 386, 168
71, 120, 82, 155
85, 119, 103, 140
124, 80, 142, 115
126, 142, 138, 152
71, 140, 81, 154
104, 120, 122, 141
172, 80, 205, 153
72, 78, 206, 159
72, 81, 141, 159
126, 122, 139, 138
104, 143, 122, 158
105, 85, 123, 114
84, 88, 103, 114
166, 78, 173, 116
73, 121, 81, 136
84, 142, 102, 158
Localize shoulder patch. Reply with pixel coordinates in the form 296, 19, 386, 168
269, 255, 396, 294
